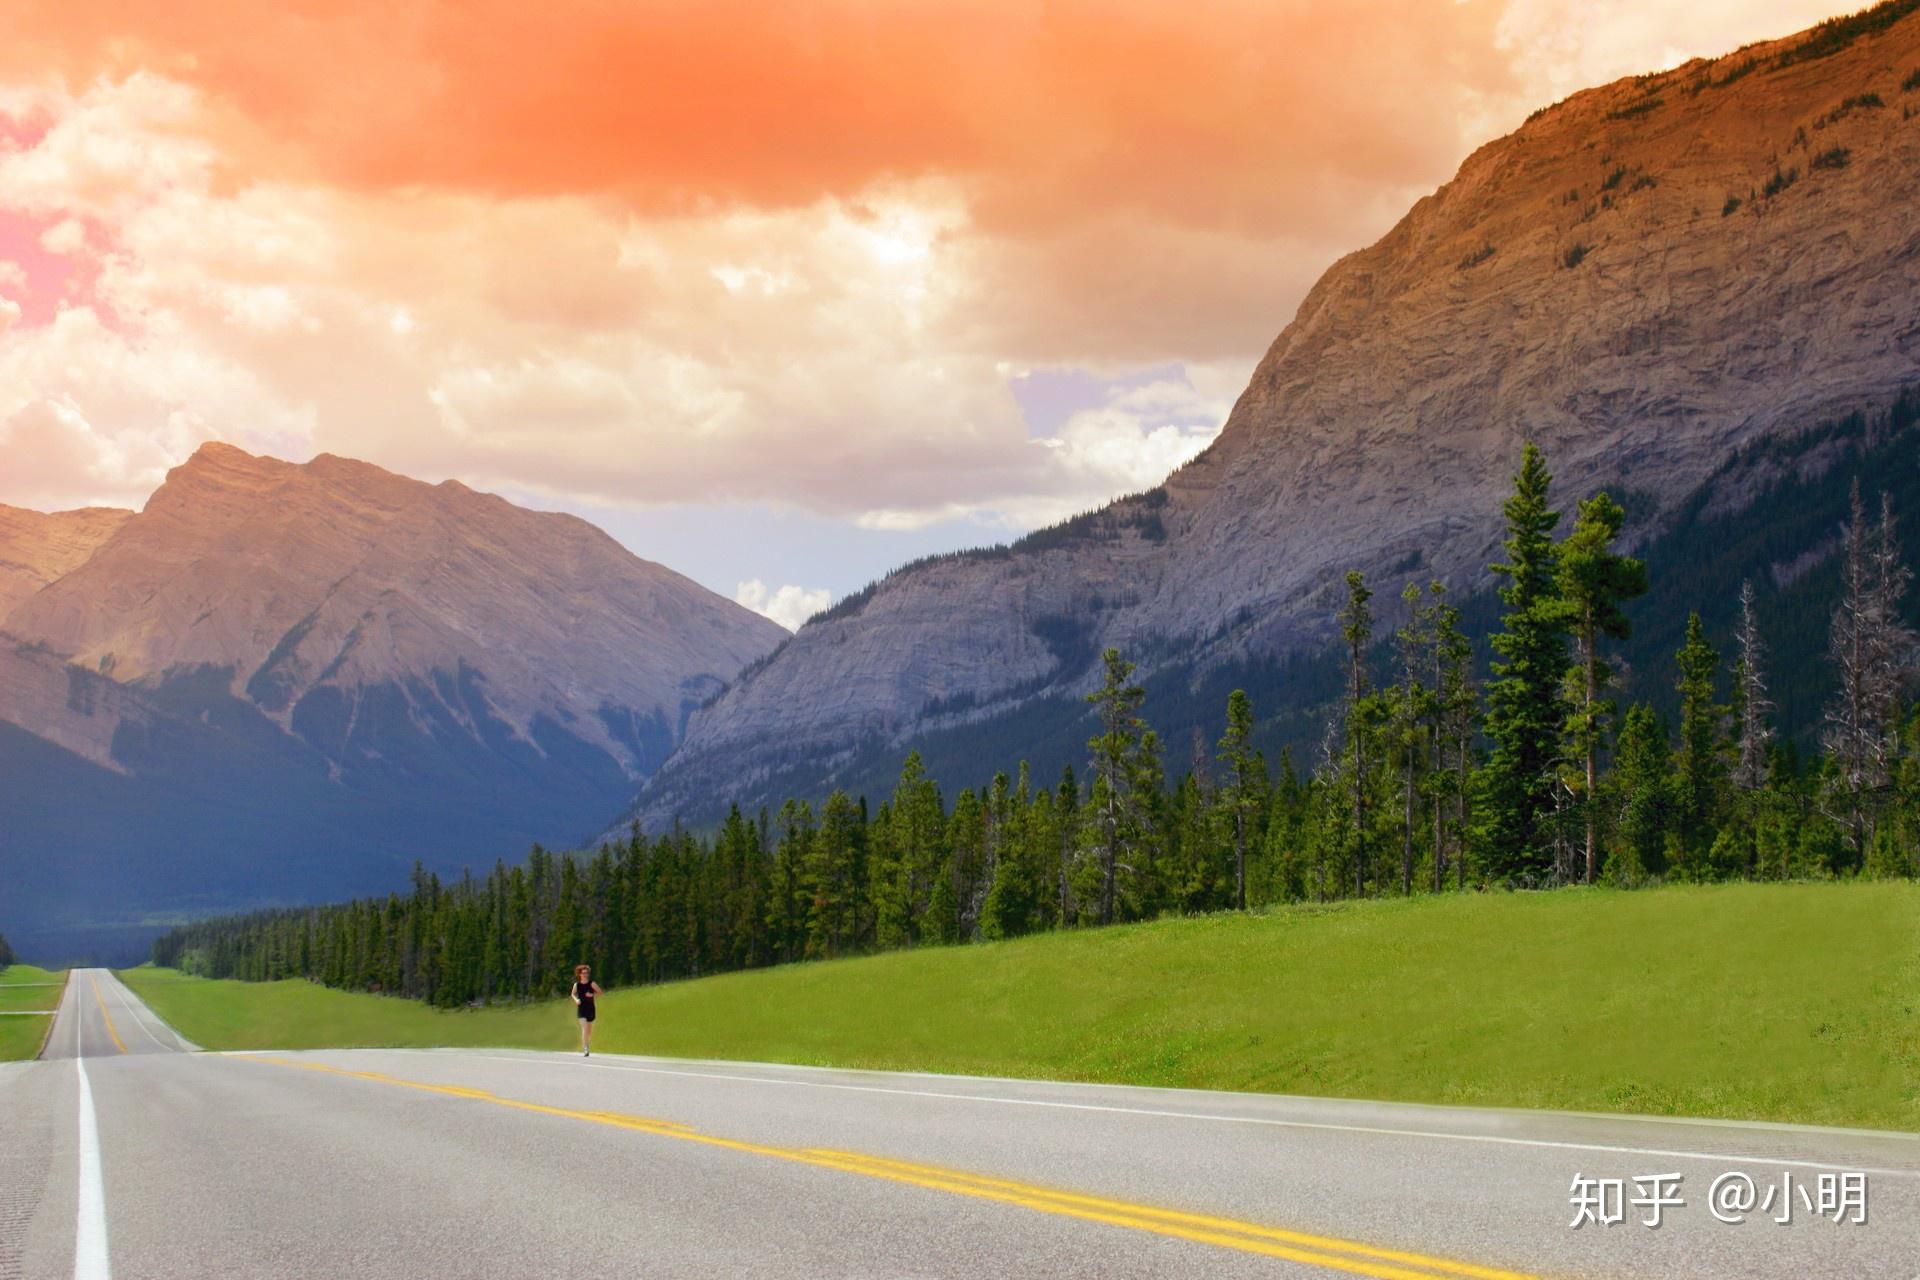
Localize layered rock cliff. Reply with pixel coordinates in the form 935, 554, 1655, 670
635, 3, 1920, 826
0, 503, 132, 616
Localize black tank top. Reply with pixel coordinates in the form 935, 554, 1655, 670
574, 980, 595, 1008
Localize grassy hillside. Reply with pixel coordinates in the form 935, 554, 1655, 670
128, 883, 1919, 1129
0, 966, 65, 1061
118, 966, 573, 1052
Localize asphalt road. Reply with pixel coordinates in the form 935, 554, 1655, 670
1, 970, 1915, 1279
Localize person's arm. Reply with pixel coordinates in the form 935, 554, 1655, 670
591, 983, 603, 997
571, 984, 580, 1006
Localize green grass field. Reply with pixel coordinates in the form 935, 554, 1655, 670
0, 966, 65, 1061
0, 985, 64, 1013
118, 966, 573, 1052
125, 883, 1920, 1130
0, 964, 67, 985
0, 1017, 52, 1061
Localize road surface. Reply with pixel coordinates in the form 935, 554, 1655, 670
1, 969, 1915, 1278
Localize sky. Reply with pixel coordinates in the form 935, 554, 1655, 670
0, 1, 1859, 630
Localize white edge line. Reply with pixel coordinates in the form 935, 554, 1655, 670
427, 1046, 1920, 1145
74, 983, 112, 1280
417, 1051, 1920, 1182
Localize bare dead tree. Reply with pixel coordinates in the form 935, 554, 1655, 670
1733, 580, 1774, 793
1824, 483, 1916, 865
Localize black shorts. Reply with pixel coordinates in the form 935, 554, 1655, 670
577, 1005, 596, 1023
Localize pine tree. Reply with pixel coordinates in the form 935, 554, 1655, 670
1672, 612, 1726, 872
1558, 491, 1648, 883
1613, 704, 1673, 881
982, 764, 1040, 939
1481, 443, 1571, 884
1432, 590, 1477, 890
765, 800, 813, 965
1338, 570, 1375, 896
1216, 688, 1261, 909
881, 751, 945, 946
1085, 648, 1152, 925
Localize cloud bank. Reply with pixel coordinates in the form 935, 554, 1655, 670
0, 1, 1860, 532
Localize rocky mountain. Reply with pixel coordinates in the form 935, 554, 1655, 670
0, 444, 784, 958
633, 1, 1920, 828
0, 503, 131, 616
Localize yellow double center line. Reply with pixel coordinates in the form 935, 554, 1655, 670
87, 974, 127, 1054
252, 1057, 1537, 1280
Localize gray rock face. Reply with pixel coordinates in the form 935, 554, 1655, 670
637, 10, 1920, 826
0, 504, 132, 617
3, 443, 786, 775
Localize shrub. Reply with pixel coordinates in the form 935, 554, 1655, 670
1820, 93, 1887, 127
1607, 96, 1664, 121
1457, 243, 1497, 271
1775, 0, 1920, 69
1722, 195, 1743, 217
1601, 165, 1628, 191
1904, 68, 1920, 92
1631, 174, 1659, 193
1761, 166, 1799, 198
1812, 146, 1853, 170
1562, 242, 1591, 269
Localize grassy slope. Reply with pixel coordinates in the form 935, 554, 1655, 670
0, 967, 65, 1061
118, 966, 572, 1052
127, 884, 1919, 1130
0, 964, 67, 985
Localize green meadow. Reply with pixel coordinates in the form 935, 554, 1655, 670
0, 966, 65, 1060
126, 882, 1919, 1130
118, 965, 572, 1052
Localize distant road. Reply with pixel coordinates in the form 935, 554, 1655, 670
1, 970, 1915, 1278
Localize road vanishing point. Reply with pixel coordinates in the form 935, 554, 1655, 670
1, 969, 1916, 1278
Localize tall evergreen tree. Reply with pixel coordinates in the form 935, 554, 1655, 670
1217, 688, 1261, 910
1338, 570, 1375, 896
1672, 612, 1726, 871
1086, 648, 1153, 925
1558, 491, 1648, 883
1393, 582, 1433, 896
1432, 589, 1477, 891
1481, 443, 1571, 883
1613, 704, 1673, 881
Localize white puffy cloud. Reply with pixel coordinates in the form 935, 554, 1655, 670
854, 372, 1236, 532
734, 579, 833, 632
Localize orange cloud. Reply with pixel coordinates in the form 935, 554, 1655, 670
0, 1, 1866, 530
5, 0, 1513, 238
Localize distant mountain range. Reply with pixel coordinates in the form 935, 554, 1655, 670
627, 1, 1920, 830
0, 444, 784, 958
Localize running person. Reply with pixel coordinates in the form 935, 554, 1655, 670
571, 964, 602, 1056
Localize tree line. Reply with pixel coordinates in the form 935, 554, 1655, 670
151, 445, 1920, 1005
